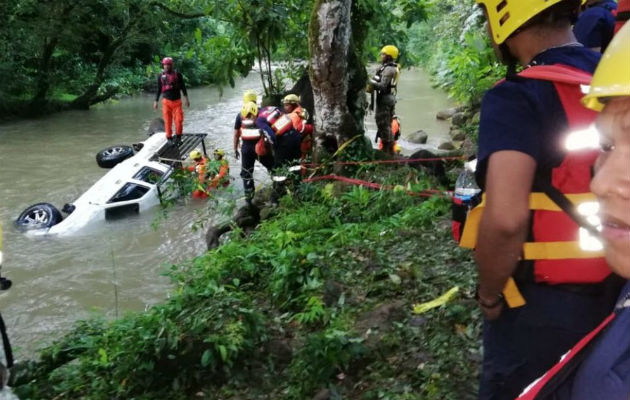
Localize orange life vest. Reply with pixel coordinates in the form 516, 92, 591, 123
460, 64, 609, 285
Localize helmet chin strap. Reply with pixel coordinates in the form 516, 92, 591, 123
500, 44, 521, 81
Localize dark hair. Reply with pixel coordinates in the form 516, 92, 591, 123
528, 0, 581, 28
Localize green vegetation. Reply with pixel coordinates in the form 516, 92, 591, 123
1, 0, 429, 119
407, 0, 505, 105
14, 163, 480, 399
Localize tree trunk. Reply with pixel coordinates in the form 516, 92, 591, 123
308, 0, 358, 161
71, 27, 129, 109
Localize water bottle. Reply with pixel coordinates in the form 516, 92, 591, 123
452, 160, 481, 242
454, 161, 481, 202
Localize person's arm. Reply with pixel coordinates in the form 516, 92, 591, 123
256, 118, 276, 143
154, 75, 161, 110
370, 66, 395, 92
475, 150, 536, 320
179, 73, 190, 107
233, 114, 242, 159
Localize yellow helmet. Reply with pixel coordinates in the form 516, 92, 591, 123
282, 94, 300, 104
476, 0, 576, 44
241, 101, 258, 118
242, 90, 257, 104
189, 150, 203, 160
582, 22, 630, 111
380, 45, 399, 60
213, 148, 225, 158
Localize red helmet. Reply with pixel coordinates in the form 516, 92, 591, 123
161, 57, 173, 65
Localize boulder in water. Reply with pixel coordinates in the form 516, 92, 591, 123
438, 141, 456, 151
450, 129, 466, 141
451, 112, 469, 127
436, 107, 458, 120
405, 129, 428, 144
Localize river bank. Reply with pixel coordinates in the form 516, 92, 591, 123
0, 67, 457, 360
11, 161, 480, 399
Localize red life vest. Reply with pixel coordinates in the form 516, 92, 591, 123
615, 0, 630, 33
258, 106, 282, 126
272, 113, 294, 136
460, 64, 610, 285
160, 71, 179, 93
240, 118, 261, 140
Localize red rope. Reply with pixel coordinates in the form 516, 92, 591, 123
302, 155, 466, 168
303, 174, 453, 198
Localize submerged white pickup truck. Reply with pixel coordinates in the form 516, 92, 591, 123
15, 131, 208, 236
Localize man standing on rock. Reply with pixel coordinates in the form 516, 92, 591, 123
153, 57, 190, 145
367, 45, 400, 155
462, 1, 624, 399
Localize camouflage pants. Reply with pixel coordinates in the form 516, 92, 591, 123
376, 94, 395, 154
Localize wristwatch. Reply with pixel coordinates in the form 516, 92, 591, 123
475, 286, 504, 309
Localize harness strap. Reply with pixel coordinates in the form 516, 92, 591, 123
460, 192, 597, 248
517, 312, 616, 399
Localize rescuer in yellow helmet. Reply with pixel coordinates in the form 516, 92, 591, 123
366, 45, 400, 156
516, 22, 630, 400
467, 1, 624, 398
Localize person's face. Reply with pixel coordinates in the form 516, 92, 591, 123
283, 103, 295, 113
163, 62, 173, 72
380, 52, 388, 63
590, 97, 630, 278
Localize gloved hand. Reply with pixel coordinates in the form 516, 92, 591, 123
234, 149, 240, 160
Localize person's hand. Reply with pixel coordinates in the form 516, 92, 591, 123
184, 97, 190, 108
234, 149, 240, 160
153, 101, 158, 110
480, 302, 504, 321
476, 287, 504, 321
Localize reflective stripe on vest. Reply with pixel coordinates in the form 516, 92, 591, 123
459, 64, 610, 285
240, 119, 261, 140
259, 106, 282, 126
272, 114, 293, 136
241, 128, 261, 140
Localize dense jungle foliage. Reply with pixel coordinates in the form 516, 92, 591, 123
4, 0, 501, 397
13, 162, 481, 399
1, 0, 431, 119
407, 1, 505, 105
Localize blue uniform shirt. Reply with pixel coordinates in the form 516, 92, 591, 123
476, 46, 600, 189
554, 280, 630, 400
574, 0, 617, 51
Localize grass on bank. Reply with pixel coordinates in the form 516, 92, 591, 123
14, 164, 481, 400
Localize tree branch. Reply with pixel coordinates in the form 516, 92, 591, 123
150, 1, 207, 19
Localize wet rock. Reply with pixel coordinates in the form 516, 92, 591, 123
406, 129, 428, 144
312, 389, 331, 400
408, 149, 448, 186
436, 107, 458, 120
451, 111, 469, 127
450, 129, 466, 141
205, 204, 260, 250
438, 141, 456, 151
259, 205, 278, 221
461, 137, 477, 158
